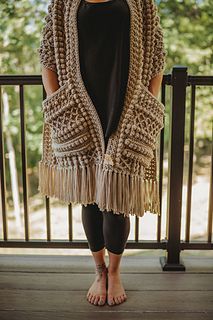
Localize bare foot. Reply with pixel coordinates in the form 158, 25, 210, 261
107, 270, 127, 306
87, 263, 108, 306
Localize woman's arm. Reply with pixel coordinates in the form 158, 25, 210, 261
38, 0, 60, 97
148, 1, 167, 98
148, 71, 163, 98
41, 67, 59, 97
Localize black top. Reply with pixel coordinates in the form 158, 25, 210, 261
77, 0, 130, 145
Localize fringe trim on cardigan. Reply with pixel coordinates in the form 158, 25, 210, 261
38, 160, 161, 218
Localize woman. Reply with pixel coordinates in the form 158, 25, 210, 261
38, 0, 166, 307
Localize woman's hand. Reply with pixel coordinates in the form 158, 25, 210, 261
41, 67, 60, 97
148, 72, 164, 98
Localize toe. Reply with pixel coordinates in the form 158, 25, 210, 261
90, 294, 95, 304
98, 298, 105, 306
93, 295, 99, 305
108, 296, 115, 306
117, 296, 123, 304
114, 297, 120, 304
87, 292, 91, 300
98, 295, 106, 306
91, 296, 96, 304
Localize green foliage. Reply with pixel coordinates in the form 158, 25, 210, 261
157, 0, 212, 162
0, 0, 47, 73
158, 0, 213, 74
0, 0, 47, 198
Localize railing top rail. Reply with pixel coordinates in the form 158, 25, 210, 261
0, 75, 42, 85
0, 73, 213, 86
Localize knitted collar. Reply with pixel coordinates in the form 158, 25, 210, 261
48, 0, 159, 157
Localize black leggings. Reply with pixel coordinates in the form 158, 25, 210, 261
81, 203, 130, 255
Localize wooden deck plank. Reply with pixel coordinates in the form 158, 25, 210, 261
0, 254, 212, 319
0, 311, 212, 320
0, 272, 212, 291
0, 290, 212, 312
0, 254, 161, 273
0, 254, 212, 273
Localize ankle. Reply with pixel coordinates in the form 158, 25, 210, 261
95, 262, 107, 275
108, 268, 120, 276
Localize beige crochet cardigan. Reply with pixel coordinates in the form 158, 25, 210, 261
37, 0, 167, 217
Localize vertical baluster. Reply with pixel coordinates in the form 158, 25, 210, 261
68, 203, 73, 242
0, 85, 8, 240
157, 77, 166, 242
185, 85, 196, 242
46, 197, 51, 241
207, 124, 213, 243
135, 215, 139, 242
20, 84, 29, 240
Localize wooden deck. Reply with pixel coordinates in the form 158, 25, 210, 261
0, 253, 212, 320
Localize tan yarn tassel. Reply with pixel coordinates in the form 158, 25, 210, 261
38, 161, 161, 217
125, 173, 130, 214
117, 171, 122, 213
80, 166, 86, 202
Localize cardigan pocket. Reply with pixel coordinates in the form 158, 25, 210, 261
41, 81, 70, 121
123, 86, 165, 168
41, 81, 94, 156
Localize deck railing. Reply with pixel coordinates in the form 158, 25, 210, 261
0, 66, 212, 271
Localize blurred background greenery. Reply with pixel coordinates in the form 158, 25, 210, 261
0, 0, 212, 246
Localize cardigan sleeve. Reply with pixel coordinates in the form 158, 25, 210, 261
37, 0, 57, 73
150, 2, 167, 79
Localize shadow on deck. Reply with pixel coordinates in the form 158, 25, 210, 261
0, 253, 212, 320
